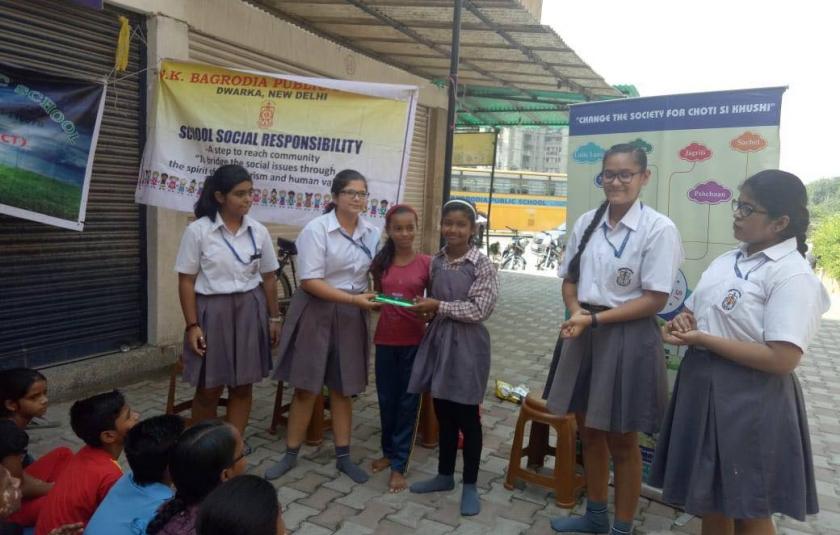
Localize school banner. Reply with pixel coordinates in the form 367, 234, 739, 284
453, 132, 496, 166
567, 87, 784, 481
136, 60, 418, 227
0, 63, 106, 231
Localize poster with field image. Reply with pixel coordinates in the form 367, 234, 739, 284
0, 63, 105, 231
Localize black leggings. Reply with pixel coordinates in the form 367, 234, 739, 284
433, 397, 482, 484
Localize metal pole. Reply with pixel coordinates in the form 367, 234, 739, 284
441, 0, 462, 207
485, 127, 499, 254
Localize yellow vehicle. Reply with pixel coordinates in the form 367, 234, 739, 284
450, 167, 567, 232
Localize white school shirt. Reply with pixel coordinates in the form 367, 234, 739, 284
558, 200, 684, 308
175, 214, 280, 295
295, 211, 381, 292
685, 237, 830, 352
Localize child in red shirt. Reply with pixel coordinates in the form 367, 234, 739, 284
0, 369, 73, 529
369, 204, 430, 493
35, 390, 139, 535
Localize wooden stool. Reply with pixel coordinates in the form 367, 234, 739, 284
165, 354, 228, 423
269, 383, 332, 446
417, 392, 438, 448
504, 393, 584, 507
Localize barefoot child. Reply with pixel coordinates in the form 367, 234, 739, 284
407, 199, 499, 516
369, 204, 431, 493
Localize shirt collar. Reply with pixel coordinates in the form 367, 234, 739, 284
211, 214, 255, 237
326, 210, 374, 240
600, 199, 643, 231
739, 237, 798, 261
437, 246, 481, 265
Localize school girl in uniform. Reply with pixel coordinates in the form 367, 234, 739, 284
651, 170, 830, 535
407, 199, 499, 517
264, 169, 381, 483
175, 164, 281, 436
546, 143, 684, 535
368, 204, 431, 493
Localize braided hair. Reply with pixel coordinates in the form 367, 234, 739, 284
565, 143, 648, 283
146, 421, 238, 534
369, 204, 418, 292
741, 170, 810, 257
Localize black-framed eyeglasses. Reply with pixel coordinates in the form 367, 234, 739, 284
731, 199, 768, 217
339, 189, 369, 200
602, 170, 642, 183
228, 451, 246, 467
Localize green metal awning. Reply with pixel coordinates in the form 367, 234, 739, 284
453, 83, 639, 127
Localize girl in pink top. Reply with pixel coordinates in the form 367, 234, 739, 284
369, 204, 430, 493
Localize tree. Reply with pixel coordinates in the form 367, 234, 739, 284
807, 177, 840, 225
812, 212, 840, 281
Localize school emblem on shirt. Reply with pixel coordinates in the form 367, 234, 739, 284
615, 267, 634, 287
721, 288, 742, 311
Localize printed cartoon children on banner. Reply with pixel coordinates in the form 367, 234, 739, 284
136, 60, 418, 227
567, 87, 785, 482
0, 63, 106, 231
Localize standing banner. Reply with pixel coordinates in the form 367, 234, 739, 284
567, 87, 784, 480
0, 63, 106, 231
136, 60, 418, 228
453, 132, 496, 166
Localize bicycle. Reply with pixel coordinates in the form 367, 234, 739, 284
275, 237, 299, 316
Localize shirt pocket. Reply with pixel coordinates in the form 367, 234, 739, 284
711, 280, 765, 341
605, 256, 643, 296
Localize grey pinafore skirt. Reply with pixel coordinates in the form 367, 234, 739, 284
407, 257, 491, 406
546, 315, 667, 434
649, 347, 818, 520
272, 288, 370, 396
182, 287, 272, 389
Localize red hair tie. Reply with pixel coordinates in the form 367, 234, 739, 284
385, 203, 416, 223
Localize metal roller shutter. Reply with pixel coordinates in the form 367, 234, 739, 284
0, 1, 146, 368
188, 31, 430, 246
402, 105, 429, 247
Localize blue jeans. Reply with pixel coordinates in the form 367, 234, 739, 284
375, 345, 421, 473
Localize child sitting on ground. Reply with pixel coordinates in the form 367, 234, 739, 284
146, 420, 247, 535
85, 414, 185, 535
196, 475, 285, 535
0, 369, 73, 529
34, 390, 139, 535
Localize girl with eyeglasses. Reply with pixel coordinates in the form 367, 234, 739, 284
650, 170, 830, 535
265, 170, 381, 483
146, 421, 247, 535
175, 164, 281, 438
546, 143, 684, 535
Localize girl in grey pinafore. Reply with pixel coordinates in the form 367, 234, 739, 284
650, 170, 830, 530
406, 199, 499, 518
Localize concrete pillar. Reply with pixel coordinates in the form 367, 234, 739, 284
145, 15, 191, 346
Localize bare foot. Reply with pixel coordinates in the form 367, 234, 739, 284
371, 457, 390, 473
389, 470, 408, 493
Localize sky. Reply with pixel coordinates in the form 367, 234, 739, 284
542, 1, 840, 183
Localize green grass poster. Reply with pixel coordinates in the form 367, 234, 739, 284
0, 63, 106, 231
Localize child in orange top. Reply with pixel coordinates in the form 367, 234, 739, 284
35, 391, 139, 535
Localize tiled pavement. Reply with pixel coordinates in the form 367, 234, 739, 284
28, 272, 840, 534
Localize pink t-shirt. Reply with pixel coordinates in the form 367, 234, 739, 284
374, 254, 431, 346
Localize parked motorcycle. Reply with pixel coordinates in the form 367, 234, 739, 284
531, 223, 566, 271
500, 227, 529, 271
